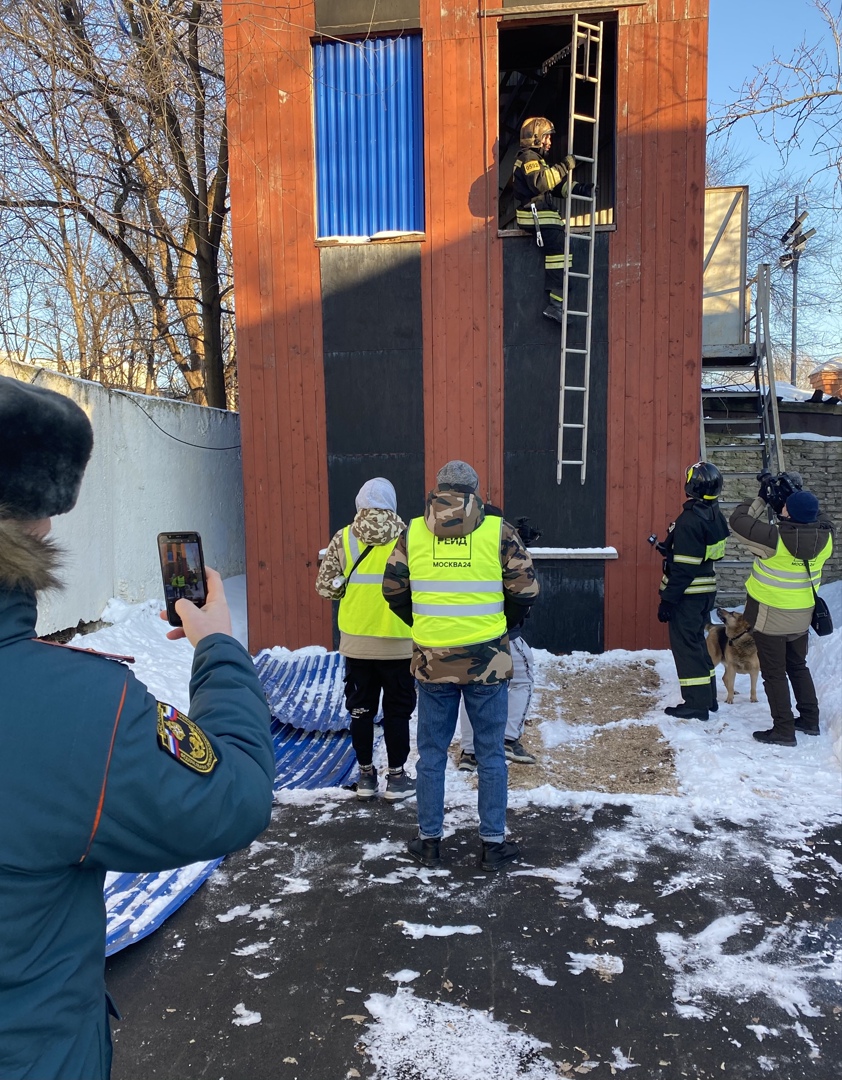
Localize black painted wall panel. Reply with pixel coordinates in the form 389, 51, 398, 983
503, 231, 610, 651
525, 562, 605, 654
321, 244, 426, 538
315, 0, 419, 36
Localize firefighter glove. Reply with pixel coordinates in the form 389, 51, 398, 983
564, 154, 577, 171
657, 600, 676, 623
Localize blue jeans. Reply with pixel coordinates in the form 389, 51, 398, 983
416, 681, 508, 842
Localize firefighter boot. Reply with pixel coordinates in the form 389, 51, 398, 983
542, 295, 565, 324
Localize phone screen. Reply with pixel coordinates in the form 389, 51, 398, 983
157, 532, 207, 627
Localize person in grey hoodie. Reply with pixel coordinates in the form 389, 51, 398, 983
316, 478, 416, 800
730, 486, 833, 746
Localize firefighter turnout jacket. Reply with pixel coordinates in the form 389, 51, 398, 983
512, 147, 572, 230
659, 499, 729, 603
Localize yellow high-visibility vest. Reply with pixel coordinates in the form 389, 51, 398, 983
745, 535, 832, 610
337, 527, 410, 639
406, 515, 506, 647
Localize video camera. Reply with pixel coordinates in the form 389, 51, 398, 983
514, 517, 542, 548
756, 469, 803, 514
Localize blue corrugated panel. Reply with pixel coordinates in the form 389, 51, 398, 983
314, 34, 424, 238
104, 655, 364, 955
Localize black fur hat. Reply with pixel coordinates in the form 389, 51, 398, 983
0, 375, 94, 520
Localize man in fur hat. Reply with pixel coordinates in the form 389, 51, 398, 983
0, 374, 274, 1079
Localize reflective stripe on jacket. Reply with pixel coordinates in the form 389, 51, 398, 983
337, 527, 409, 639
745, 534, 832, 610
407, 515, 506, 648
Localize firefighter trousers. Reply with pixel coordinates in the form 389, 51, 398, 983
522, 222, 569, 300
668, 593, 716, 710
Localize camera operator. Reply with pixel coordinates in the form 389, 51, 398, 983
730, 474, 834, 746
0, 375, 274, 1079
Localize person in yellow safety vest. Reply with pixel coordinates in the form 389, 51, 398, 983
657, 462, 730, 722
382, 460, 540, 873
315, 478, 417, 801
730, 486, 833, 746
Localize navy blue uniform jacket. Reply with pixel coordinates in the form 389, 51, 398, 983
0, 586, 274, 1079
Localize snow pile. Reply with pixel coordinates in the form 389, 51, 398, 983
361, 989, 559, 1080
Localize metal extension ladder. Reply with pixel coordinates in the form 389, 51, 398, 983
556, 14, 603, 485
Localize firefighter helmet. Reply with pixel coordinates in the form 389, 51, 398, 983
684, 461, 723, 501
520, 117, 555, 149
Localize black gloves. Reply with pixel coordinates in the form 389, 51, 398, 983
657, 601, 676, 623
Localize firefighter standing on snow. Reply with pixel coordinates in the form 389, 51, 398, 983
657, 461, 730, 722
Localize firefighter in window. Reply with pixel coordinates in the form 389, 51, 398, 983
512, 117, 591, 324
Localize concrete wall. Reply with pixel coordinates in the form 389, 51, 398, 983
1, 362, 244, 635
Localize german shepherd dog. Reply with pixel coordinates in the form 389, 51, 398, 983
706, 608, 760, 705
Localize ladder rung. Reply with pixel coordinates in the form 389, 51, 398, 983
572, 113, 596, 123
568, 272, 590, 280
573, 154, 595, 163
576, 20, 602, 32
709, 444, 764, 452
703, 418, 762, 425
562, 386, 587, 392
562, 423, 585, 429
569, 232, 593, 240
561, 459, 585, 465
563, 347, 588, 353
571, 193, 595, 201
567, 309, 589, 317
574, 74, 599, 84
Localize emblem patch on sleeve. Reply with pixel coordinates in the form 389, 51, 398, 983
157, 702, 218, 774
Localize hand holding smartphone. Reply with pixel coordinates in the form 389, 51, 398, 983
157, 532, 208, 627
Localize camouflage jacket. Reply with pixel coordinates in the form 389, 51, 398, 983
382, 488, 540, 684
315, 508, 412, 660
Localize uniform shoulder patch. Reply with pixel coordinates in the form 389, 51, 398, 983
157, 702, 218, 775
523, 160, 541, 174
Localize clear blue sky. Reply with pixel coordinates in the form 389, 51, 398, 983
707, 0, 831, 182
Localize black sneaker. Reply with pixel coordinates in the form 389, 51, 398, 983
542, 297, 565, 324
752, 728, 797, 747
407, 836, 441, 868
664, 704, 709, 721
794, 717, 820, 736
505, 739, 536, 764
384, 770, 416, 802
457, 751, 478, 772
480, 840, 520, 872
355, 766, 378, 799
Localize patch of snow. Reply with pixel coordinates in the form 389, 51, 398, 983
657, 914, 840, 1020
231, 1003, 261, 1026
385, 970, 420, 983
566, 953, 624, 977
512, 962, 557, 986
396, 921, 482, 940
362, 989, 559, 1079
216, 905, 251, 923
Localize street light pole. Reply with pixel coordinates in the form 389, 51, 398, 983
779, 199, 816, 387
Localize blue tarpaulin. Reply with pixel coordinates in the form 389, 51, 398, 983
104, 652, 358, 955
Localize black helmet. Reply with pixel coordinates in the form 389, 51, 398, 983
684, 461, 723, 501
520, 117, 555, 149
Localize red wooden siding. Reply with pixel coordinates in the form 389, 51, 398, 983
604, 0, 708, 650
222, 3, 332, 651
420, 3, 504, 501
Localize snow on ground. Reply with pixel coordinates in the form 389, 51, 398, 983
78, 575, 841, 1077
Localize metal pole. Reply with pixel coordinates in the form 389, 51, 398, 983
790, 196, 798, 386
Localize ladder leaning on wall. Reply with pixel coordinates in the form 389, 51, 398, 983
556, 14, 603, 485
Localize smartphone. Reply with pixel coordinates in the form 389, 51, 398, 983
157, 532, 208, 627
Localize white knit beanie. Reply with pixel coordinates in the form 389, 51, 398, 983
355, 477, 398, 512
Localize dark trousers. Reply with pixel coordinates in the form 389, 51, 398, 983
668, 593, 716, 710
523, 223, 568, 300
343, 656, 415, 769
753, 631, 819, 737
